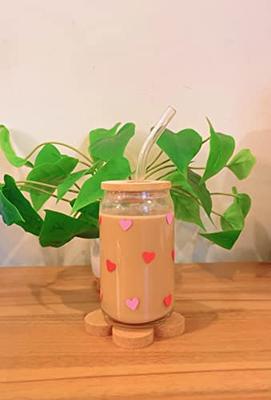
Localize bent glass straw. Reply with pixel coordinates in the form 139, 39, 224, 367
135, 106, 176, 180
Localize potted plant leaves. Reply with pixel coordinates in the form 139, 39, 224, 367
0, 119, 256, 273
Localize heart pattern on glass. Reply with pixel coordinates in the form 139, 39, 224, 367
106, 259, 117, 272
119, 218, 133, 231
163, 294, 173, 307
126, 297, 139, 311
142, 251, 156, 264
166, 212, 174, 225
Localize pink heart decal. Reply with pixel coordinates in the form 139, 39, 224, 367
142, 251, 156, 264
166, 212, 174, 225
119, 218, 133, 231
106, 259, 117, 272
126, 297, 139, 311
163, 294, 173, 307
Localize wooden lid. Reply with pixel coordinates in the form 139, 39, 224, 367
101, 180, 171, 192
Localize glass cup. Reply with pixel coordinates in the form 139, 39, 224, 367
100, 180, 175, 325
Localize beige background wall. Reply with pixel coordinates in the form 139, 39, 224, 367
0, 0, 270, 265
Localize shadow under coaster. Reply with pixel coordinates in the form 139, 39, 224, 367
84, 309, 185, 348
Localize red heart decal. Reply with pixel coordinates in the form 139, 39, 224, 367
163, 294, 173, 307
142, 251, 156, 264
171, 249, 175, 262
106, 259, 117, 272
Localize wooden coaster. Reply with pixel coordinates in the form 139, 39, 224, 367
154, 311, 185, 339
84, 309, 184, 345
112, 326, 154, 349
84, 309, 112, 337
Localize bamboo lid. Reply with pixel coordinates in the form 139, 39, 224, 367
101, 180, 171, 192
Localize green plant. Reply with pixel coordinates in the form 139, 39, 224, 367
0, 120, 256, 249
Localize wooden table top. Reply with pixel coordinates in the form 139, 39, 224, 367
1, 262, 271, 399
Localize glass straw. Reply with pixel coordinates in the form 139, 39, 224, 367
135, 106, 176, 180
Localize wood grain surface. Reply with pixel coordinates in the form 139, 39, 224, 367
0, 262, 271, 399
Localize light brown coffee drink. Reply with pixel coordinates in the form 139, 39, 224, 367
100, 180, 175, 325
100, 213, 174, 324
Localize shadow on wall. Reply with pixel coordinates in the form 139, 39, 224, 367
222, 89, 271, 262
224, 128, 271, 262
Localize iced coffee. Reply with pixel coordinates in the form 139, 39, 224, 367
100, 180, 174, 325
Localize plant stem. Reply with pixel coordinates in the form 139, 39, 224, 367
18, 184, 71, 203
146, 150, 163, 171
147, 158, 173, 173
74, 183, 81, 190
190, 166, 205, 170
145, 164, 176, 179
78, 160, 92, 167
202, 137, 210, 144
17, 180, 56, 189
25, 142, 92, 165
211, 192, 237, 198
16, 180, 79, 194
212, 210, 223, 218
157, 169, 177, 180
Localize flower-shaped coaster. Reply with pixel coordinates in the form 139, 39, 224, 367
84, 308, 185, 349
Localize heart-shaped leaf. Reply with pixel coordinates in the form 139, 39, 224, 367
73, 157, 131, 212
27, 156, 78, 210
39, 210, 99, 247
188, 169, 212, 217
220, 203, 244, 231
201, 119, 235, 183
167, 170, 212, 219
166, 170, 196, 195
227, 149, 256, 179
89, 123, 135, 161
77, 201, 100, 221
171, 190, 204, 229
200, 230, 241, 249
57, 169, 88, 201
70, 198, 100, 223
157, 128, 202, 175
0, 175, 43, 235
234, 190, 251, 218
77, 202, 100, 238
89, 123, 121, 148
35, 144, 62, 166
0, 125, 33, 167
221, 189, 251, 231
0, 190, 25, 226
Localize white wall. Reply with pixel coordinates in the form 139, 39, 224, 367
0, 0, 270, 265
